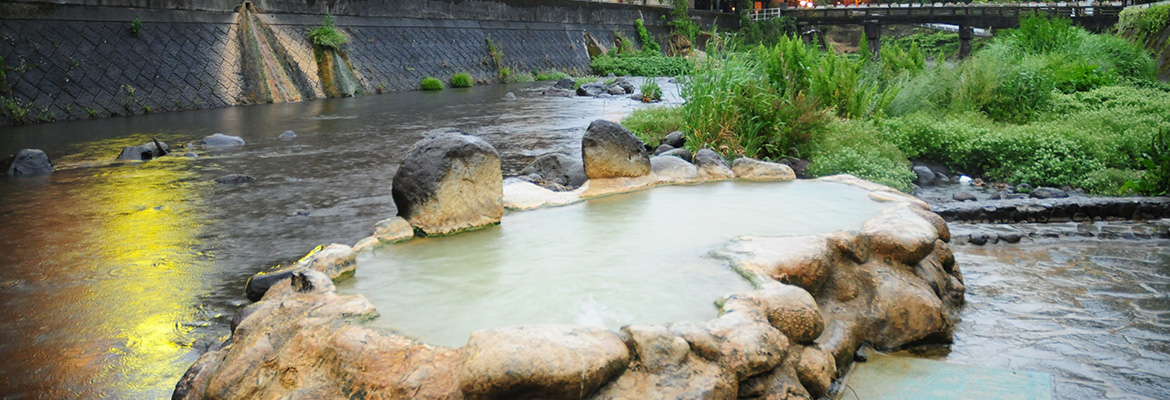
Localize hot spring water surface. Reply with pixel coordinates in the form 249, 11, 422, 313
338, 181, 894, 347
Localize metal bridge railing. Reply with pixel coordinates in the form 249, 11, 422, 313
750, 8, 785, 21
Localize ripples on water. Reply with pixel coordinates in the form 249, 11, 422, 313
946, 240, 1170, 400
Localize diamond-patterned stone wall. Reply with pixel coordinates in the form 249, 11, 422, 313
0, 6, 669, 126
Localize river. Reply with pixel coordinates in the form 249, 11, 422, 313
1, 80, 1167, 399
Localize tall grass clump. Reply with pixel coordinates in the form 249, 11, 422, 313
590, 54, 691, 76
641, 80, 663, 102
451, 73, 473, 88
420, 77, 444, 90
535, 70, 569, 81
308, 15, 348, 51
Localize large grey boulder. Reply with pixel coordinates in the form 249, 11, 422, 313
2, 149, 53, 176
460, 325, 629, 400
117, 140, 169, 161
693, 149, 735, 180
912, 166, 936, 187
581, 120, 651, 179
200, 133, 245, 147
651, 155, 698, 182
520, 153, 587, 191
391, 132, 503, 236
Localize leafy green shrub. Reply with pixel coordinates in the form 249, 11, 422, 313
635, 19, 661, 53
535, 70, 569, 81
1121, 128, 1170, 195
308, 15, 348, 51
1011, 14, 1076, 55
590, 54, 691, 77
609, 32, 636, 56
805, 120, 916, 192
130, 14, 143, 37
668, 0, 700, 42
420, 77, 444, 90
451, 73, 473, 88
641, 81, 663, 102
1117, 4, 1170, 44
621, 106, 685, 145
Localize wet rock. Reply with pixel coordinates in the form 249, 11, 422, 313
576, 82, 608, 97
1030, 187, 1068, 199
853, 348, 868, 362
718, 235, 837, 295
913, 166, 936, 186
373, 216, 414, 243
613, 78, 635, 94
659, 148, 693, 163
705, 312, 789, 380
502, 92, 516, 101
581, 120, 651, 179
988, 191, 1003, 200
460, 325, 628, 400
654, 144, 675, 155
391, 131, 503, 236
869, 263, 953, 348
117, 140, 169, 161
184, 152, 198, 158
622, 325, 690, 372
243, 243, 357, 302
793, 345, 835, 397
777, 157, 811, 178
542, 87, 575, 97
999, 232, 1022, 243
606, 84, 627, 95
694, 149, 735, 181
591, 355, 734, 400
662, 131, 686, 148
200, 133, 245, 147
650, 155, 698, 183
215, 174, 255, 184
279, 130, 296, 139
519, 153, 587, 191
732, 157, 796, 181
2, 149, 53, 176
952, 191, 976, 202
554, 77, 575, 90
744, 283, 824, 344
861, 207, 938, 265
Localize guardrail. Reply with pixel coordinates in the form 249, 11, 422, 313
750, 7, 785, 20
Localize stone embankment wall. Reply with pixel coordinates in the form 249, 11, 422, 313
0, 0, 735, 125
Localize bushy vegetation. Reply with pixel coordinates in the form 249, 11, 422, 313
623, 14, 1170, 193
738, 17, 797, 48
1116, 4, 1170, 44
636, 19, 661, 53
591, 53, 691, 76
308, 15, 348, 51
451, 73, 473, 88
420, 77, 444, 90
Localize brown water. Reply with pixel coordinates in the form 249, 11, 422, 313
0, 80, 676, 399
943, 240, 1170, 400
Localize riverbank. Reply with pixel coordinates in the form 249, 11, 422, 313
0, 0, 733, 126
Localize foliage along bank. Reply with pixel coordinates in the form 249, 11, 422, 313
623, 14, 1170, 195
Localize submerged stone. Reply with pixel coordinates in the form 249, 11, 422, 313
2, 149, 53, 176
200, 133, 245, 147
117, 141, 168, 161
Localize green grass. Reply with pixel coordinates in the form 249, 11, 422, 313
535, 70, 569, 81
308, 15, 348, 51
621, 106, 684, 145
641, 80, 663, 102
420, 77, 444, 91
451, 73, 473, 88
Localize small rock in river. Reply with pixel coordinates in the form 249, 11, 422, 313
201, 133, 246, 147
215, 174, 255, 184
952, 192, 977, 202
279, 130, 296, 139
502, 92, 516, 101
2, 149, 53, 176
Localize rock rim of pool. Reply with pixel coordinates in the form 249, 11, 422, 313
175, 176, 962, 400
176, 122, 961, 399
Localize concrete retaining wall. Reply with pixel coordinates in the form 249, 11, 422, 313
0, 0, 736, 125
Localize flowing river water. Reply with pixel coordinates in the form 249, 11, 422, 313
1, 80, 1168, 399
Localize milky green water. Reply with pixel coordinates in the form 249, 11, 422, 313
340, 180, 893, 347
